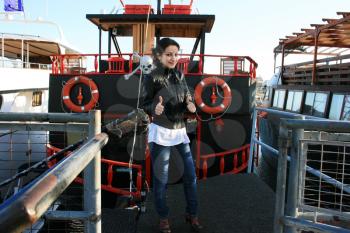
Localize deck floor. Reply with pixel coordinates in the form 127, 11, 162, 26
136, 173, 275, 233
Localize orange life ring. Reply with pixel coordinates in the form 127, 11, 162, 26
62, 76, 99, 112
194, 77, 232, 114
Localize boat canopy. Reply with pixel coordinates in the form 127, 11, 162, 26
274, 12, 350, 55
1, 37, 61, 60
86, 12, 215, 58
86, 14, 214, 38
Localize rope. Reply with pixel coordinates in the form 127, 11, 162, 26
128, 0, 152, 197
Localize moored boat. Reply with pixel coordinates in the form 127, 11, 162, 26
257, 12, 350, 190
0, 8, 82, 202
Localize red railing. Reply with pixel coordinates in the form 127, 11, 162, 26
46, 144, 144, 198
75, 159, 143, 198
199, 144, 250, 179
195, 119, 250, 179
50, 53, 257, 79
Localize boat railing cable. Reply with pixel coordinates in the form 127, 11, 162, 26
128, 0, 153, 199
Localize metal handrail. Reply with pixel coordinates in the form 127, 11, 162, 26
0, 110, 105, 233
248, 107, 350, 194
275, 117, 350, 233
0, 133, 108, 233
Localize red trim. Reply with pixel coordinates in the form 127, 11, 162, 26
145, 145, 151, 186
200, 144, 250, 179
46, 144, 144, 199
50, 53, 257, 78
75, 158, 143, 198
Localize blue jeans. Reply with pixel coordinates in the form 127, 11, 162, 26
149, 142, 198, 219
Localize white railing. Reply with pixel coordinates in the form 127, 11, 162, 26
0, 58, 51, 70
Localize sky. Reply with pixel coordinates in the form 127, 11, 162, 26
1, 0, 349, 80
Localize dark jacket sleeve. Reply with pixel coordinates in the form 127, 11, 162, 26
140, 75, 155, 115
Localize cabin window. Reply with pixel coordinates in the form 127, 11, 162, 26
313, 93, 328, 117
303, 92, 315, 115
303, 92, 328, 117
32, 91, 42, 107
272, 89, 286, 109
285, 90, 303, 112
341, 95, 350, 121
329, 94, 344, 120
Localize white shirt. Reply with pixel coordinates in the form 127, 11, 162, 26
148, 123, 190, 146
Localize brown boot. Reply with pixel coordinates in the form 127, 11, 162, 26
159, 218, 171, 233
185, 214, 203, 232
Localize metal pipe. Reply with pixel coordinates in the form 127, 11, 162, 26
200, 30, 205, 73
157, 0, 161, 14
21, 39, 24, 68
281, 119, 350, 133
26, 42, 29, 68
0, 133, 108, 233
252, 108, 350, 194
108, 28, 112, 58
85, 110, 102, 233
0, 112, 90, 123
247, 107, 257, 173
283, 216, 350, 233
253, 138, 279, 156
99, 26, 102, 72
253, 136, 350, 194
286, 120, 304, 233
0, 122, 88, 132
256, 107, 321, 119
45, 210, 90, 221
273, 124, 290, 233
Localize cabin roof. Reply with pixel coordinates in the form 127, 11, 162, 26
86, 14, 215, 38
274, 12, 350, 54
2, 38, 61, 59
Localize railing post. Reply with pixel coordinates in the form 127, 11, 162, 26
273, 123, 290, 233
247, 107, 257, 173
85, 110, 102, 233
285, 117, 304, 233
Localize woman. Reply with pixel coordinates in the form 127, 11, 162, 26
141, 38, 202, 233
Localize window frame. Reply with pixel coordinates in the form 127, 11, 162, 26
272, 88, 286, 109
285, 90, 304, 113
302, 91, 330, 118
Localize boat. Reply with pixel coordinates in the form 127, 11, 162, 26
0, 14, 81, 113
0, 8, 82, 202
257, 12, 350, 190
47, 0, 257, 202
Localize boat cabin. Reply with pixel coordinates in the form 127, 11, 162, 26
269, 12, 350, 121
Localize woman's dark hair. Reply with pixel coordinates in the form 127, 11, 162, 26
152, 37, 180, 61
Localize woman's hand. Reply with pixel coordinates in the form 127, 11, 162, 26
155, 96, 164, 115
186, 95, 196, 113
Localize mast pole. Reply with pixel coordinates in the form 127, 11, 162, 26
157, 0, 161, 15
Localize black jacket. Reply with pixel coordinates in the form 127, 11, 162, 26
141, 65, 192, 129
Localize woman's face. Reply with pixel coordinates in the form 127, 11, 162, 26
158, 45, 179, 69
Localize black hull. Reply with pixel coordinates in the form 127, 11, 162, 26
48, 73, 256, 187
